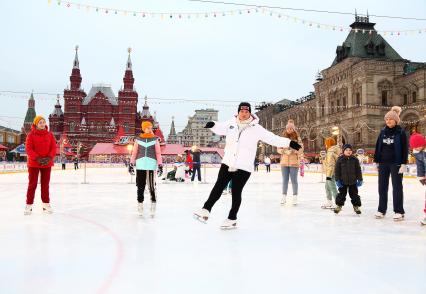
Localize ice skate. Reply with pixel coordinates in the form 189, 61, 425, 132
321, 200, 333, 209
150, 202, 156, 218
138, 203, 144, 217
421, 216, 426, 226
292, 195, 298, 206
375, 211, 385, 219
280, 194, 287, 205
353, 206, 361, 215
24, 204, 33, 215
220, 219, 237, 230
193, 208, 209, 223
42, 203, 53, 214
393, 213, 405, 222
334, 205, 342, 214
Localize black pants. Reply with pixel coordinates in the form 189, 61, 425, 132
191, 163, 201, 182
336, 184, 361, 207
203, 164, 251, 220
74, 163, 79, 170
266, 165, 271, 172
136, 170, 157, 203
254, 164, 259, 171
61, 164, 66, 170
378, 163, 404, 214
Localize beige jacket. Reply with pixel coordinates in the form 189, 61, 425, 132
324, 145, 341, 177
277, 136, 304, 167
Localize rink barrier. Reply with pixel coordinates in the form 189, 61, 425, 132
0, 162, 419, 178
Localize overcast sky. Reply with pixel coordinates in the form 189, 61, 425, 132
1, 0, 425, 135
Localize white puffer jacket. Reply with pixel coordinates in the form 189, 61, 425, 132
211, 114, 291, 173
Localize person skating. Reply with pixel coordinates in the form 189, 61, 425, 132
264, 156, 271, 173
322, 137, 340, 209
374, 106, 408, 221
409, 133, 426, 225
131, 121, 163, 217
73, 156, 79, 170
61, 156, 66, 170
333, 144, 363, 215
24, 116, 57, 215
193, 102, 302, 229
191, 145, 202, 182
277, 119, 303, 205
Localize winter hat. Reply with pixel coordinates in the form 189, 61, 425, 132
324, 137, 336, 149
409, 133, 426, 149
141, 121, 153, 131
384, 106, 402, 124
342, 144, 353, 151
286, 119, 296, 131
238, 102, 251, 113
33, 115, 45, 126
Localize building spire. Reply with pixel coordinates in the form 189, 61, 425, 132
127, 47, 132, 70
73, 45, 79, 69
169, 116, 177, 136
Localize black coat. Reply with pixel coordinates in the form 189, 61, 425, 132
335, 155, 363, 185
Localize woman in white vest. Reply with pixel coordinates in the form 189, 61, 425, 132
194, 102, 302, 229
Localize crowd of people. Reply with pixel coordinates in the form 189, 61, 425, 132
21, 103, 426, 229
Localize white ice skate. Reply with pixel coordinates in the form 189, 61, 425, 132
220, 219, 237, 230
393, 213, 405, 221
193, 208, 209, 223
150, 202, 156, 218
24, 204, 33, 215
375, 211, 385, 219
280, 194, 287, 205
42, 203, 53, 214
321, 200, 333, 209
421, 216, 426, 226
138, 203, 144, 217
292, 195, 298, 206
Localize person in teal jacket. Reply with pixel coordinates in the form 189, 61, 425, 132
131, 121, 163, 217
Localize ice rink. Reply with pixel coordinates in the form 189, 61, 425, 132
1, 166, 425, 294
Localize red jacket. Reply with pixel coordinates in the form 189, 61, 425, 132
25, 125, 57, 168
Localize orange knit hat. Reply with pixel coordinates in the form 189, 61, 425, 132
324, 137, 336, 150
33, 115, 45, 126
141, 121, 153, 131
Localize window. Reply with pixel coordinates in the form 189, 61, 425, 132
356, 132, 361, 143
321, 104, 325, 117
413, 92, 417, 103
70, 122, 75, 132
356, 93, 361, 106
381, 91, 388, 106
7, 134, 14, 143
124, 122, 129, 133
337, 99, 340, 109
331, 102, 335, 113
403, 94, 408, 105
0, 134, 3, 143
343, 97, 347, 107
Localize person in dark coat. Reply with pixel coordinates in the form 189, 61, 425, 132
191, 145, 202, 182
373, 106, 408, 221
334, 144, 363, 214
73, 157, 79, 170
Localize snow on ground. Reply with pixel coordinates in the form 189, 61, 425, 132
0, 166, 425, 294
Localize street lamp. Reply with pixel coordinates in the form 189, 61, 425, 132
331, 126, 342, 146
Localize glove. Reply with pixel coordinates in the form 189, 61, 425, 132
419, 178, 426, 186
128, 164, 135, 175
398, 164, 406, 174
204, 121, 215, 128
36, 157, 44, 165
157, 165, 164, 176
336, 180, 344, 189
39, 157, 51, 166
356, 180, 363, 187
289, 141, 302, 151
326, 177, 332, 181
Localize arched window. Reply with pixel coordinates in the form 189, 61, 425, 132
70, 121, 75, 132
124, 122, 129, 133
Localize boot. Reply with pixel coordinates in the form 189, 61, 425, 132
334, 206, 342, 214
42, 203, 53, 214
150, 202, 156, 218
24, 204, 33, 215
220, 219, 237, 230
353, 206, 361, 215
281, 194, 287, 205
138, 202, 144, 217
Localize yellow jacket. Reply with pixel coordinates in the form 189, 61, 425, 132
324, 145, 341, 177
277, 137, 304, 168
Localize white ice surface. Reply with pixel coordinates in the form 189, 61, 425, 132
0, 167, 425, 294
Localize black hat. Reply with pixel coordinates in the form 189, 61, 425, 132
342, 144, 353, 151
238, 102, 251, 113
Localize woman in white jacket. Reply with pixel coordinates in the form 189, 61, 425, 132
194, 102, 302, 229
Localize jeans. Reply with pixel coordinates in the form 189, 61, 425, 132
191, 163, 201, 182
325, 177, 338, 201
281, 166, 298, 195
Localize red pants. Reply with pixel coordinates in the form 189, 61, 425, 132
26, 167, 51, 205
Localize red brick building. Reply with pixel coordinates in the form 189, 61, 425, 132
49, 46, 165, 151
